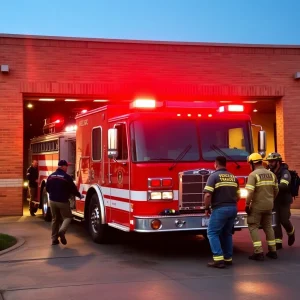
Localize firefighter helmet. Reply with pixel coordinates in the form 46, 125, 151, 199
265, 152, 282, 161
247, 153, 263, 164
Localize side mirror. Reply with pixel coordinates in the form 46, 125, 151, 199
258, 130, 266, 158
108, 128, 118, 158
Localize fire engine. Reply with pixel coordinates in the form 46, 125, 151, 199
26, 118, 76, 219
30, 99, 276, 243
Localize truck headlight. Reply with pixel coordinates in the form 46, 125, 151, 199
149, 192, 162, 200
162, 191, 173, 199
149, 191, 173, 200
240, 188, 248, 198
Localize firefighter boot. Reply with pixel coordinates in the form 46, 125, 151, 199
276, 243, 283, 250
266, 251, 278, 259
248, 253, 264, 261
288, 228, 295, 246
207, 261, 225, 269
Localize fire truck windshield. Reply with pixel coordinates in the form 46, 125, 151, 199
199, 120, 252, 161
130, 119, 199, 162
130, 119, 252, 163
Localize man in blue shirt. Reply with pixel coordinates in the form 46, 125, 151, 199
46, 160, 83, 245
203, 156, 240, 268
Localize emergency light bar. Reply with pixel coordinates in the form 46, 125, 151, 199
130, 99, 157, 109
218, 105, 244, 112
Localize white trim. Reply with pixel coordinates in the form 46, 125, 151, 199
38, 160, 59, 166
130, 190, 147, 201
112, 188, 130, 199
0, 179, 23, 187
112, 199, 131, 212
78, 184, 178, 205
104, 197, 131, 212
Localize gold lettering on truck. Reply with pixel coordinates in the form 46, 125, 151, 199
79, 120, 88, 126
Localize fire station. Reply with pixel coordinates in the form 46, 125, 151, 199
0, 33, 300, 217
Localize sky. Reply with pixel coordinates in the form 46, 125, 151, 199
1, 0, 300, 45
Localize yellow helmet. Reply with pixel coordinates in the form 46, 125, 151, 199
248, 153, 263, 164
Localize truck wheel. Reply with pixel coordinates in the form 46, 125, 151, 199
42, 189, 52, 222
88, 194, 109, 244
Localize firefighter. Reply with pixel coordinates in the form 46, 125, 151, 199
46, 160, 84, 246
265, 152, 295, 249
203, 156, 240, 268
26, 160, 39, 216
245, 153, 279, 261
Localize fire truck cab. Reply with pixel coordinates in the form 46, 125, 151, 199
68, 99, 275, 243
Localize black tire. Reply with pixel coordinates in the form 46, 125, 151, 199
88, 194, 109, 244
42, 188, 52, 222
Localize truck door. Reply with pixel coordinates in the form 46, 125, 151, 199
109, 122, 130, 227
76, 156, 90, 213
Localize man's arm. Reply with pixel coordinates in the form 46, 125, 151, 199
278, 169, 291, 192
26, 167, 32, 181
203, 174, 216, 209
273, 174, 279, 199
67, 175, 82, 198
245, 173, 256, 206
236, 178, 241, 201
204, 193, 212, 208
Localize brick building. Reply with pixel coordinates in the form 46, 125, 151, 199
0, 34, 300, 215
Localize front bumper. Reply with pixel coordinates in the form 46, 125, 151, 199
134, 212, 276, 233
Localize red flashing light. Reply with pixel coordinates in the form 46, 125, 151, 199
162, 179, 172, 187
55, 119, 61, 124
208, 114, 212, 117
81, 109, 88, 114
237, 177, 245, 185
150, 179, 161, 187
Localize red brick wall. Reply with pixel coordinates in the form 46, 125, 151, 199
1, 35, 300, 215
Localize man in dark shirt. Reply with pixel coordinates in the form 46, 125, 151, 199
46, 160, 83, 245
203, 156, 240, 268
26, 160, 39, 216
266, 152, 295, 249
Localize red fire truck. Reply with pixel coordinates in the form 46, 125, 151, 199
26, 119, 76, 218
32, 99, 276, 243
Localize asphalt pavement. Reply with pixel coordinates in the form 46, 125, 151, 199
0, 207, 300, 300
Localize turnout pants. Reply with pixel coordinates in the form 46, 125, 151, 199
49, 200, 73, 242
247, 209, 276, 253
274, 202, 294, 244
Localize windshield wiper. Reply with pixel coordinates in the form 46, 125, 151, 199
210, 144, 241, 169
169, 144, 192, 171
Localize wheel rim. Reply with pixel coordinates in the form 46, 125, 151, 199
43, 194, 48, 215
91, 205, 100, 234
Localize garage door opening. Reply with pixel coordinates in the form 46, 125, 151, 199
22, 96, 277, 217
22, 96, 109, 216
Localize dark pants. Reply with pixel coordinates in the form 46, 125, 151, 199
274, 202, 294, 244
49, 200, 73, 242
207, 206, 237, 262
28, 187, 37, 210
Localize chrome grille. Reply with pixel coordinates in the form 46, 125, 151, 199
179, 169, 213, 211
